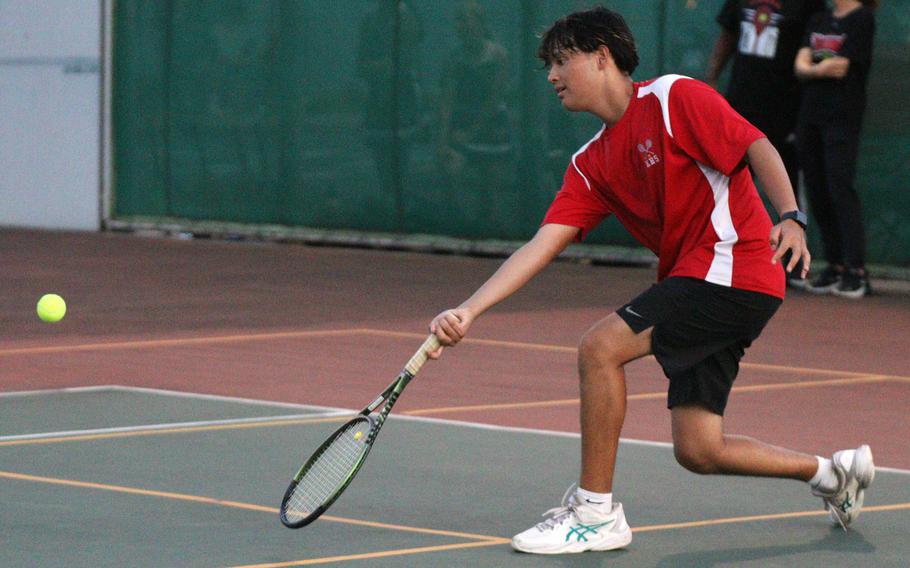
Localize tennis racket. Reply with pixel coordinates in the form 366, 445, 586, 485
279, 333, 440, 528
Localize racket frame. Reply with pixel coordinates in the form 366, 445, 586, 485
279, 334, 438, 529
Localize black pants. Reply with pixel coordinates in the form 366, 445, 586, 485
796, 117, 867, 269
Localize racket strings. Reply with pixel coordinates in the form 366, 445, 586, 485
283, 420, 370, 524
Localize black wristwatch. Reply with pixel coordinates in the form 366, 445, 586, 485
780, 210, 808, 230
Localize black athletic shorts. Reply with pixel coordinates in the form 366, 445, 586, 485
616, 277, 781, 416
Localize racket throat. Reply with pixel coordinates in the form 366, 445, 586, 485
366, 371, 413, 444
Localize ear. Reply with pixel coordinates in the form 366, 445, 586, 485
596, 45, 613, 69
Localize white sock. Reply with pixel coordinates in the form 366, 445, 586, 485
576, 487, 613, 512
809, 456, 838, 492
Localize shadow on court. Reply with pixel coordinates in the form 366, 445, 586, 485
0, 388, 908, 567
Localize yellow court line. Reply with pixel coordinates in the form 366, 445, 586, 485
0, 471, 504, 542
1, 376, 903, 446
359, 329, 905, 379
729, 374, 895, 393
360, 328, 578, 354
221, 540, 509, 568
634, 502, 910, 532
404, 374, 900, 416
2, 469, 908, 567
226, 502, 910, 568
0, 328, 367, 357
404, 398, 579, 416
0, 415, 349, 447
1, 325, 905, 383
0, 470, 276, 513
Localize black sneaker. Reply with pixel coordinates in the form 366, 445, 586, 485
787, 273, 811, 290
807, 265, 843, 294
832, 269, 871, 299
786, 260, 810, 290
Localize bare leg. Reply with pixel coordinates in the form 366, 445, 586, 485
671, 403, 818, 480
578, 313, 653, 492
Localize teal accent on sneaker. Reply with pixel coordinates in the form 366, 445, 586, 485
565, 520, 614, 543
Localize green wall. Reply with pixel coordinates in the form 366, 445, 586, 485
113, 0, 910, 265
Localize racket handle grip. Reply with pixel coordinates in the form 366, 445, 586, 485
404, 334, 441, 375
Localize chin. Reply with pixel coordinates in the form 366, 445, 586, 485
561, 100, 584, 112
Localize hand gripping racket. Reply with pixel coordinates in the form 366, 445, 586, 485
279, 334, 440, 528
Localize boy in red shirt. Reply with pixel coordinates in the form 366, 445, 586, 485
428, 6, 874, 555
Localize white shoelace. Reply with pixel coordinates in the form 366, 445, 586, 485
535, 483, 578, 531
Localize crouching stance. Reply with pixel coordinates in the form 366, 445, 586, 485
428, 6, 874, 555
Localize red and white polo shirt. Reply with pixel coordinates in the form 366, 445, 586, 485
543, 75, 785, 298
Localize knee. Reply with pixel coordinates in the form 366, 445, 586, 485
674, 442, 721, 475
578, 329, 618, 379
578, 327, 621, 370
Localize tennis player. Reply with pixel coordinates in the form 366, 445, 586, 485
428, 6, 874, 555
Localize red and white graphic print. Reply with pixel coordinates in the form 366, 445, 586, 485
810, 32, 846, 59
738, 1, 784, 58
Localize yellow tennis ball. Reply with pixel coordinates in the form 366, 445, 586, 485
37, 294, 66, 323
354, 431, 364, 441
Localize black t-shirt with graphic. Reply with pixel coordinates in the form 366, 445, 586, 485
717, 0, 824, 135
800, 6, 876, 123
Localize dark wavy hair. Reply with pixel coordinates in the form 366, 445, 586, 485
537, 6, 639, 74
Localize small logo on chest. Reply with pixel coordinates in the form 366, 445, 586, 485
637, 139, 660, 168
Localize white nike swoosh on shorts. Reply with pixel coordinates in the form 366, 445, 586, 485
625, 306, 644, 318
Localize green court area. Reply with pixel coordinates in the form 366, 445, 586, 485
1, 387, 908, 567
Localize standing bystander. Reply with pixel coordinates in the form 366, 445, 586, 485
794, 0, 877, 298
706, 0, 824, 285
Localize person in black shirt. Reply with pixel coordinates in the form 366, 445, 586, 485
795, 0, 877, 298
706, 0, 825, 286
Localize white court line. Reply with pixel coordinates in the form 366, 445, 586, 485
0, 413, 349, 442
0, 385, 115, 398
104, 385, 354, 414
0, 384, 353, 414
7, 385, 909, 476
0, 385, 350, 442
107, 386, 910, 476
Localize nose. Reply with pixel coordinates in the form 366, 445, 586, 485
547, 66, 558, 84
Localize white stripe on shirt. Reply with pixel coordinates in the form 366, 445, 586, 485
637, 74, 687, 138
571, 125, 606, 190
698, 162, 738, 287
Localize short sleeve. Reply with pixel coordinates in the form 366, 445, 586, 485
667, 78, 765, 176
541, 164, 611, 242
840, 10, 875, 66
802, 13, 824, 48
716, 0, 740, 33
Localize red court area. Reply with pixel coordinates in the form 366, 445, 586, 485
3, 228, 910, 469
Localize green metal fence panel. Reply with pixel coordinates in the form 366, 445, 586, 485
113, 0, 910, 265
854, 1, 910, 265
113, 0, 172, 217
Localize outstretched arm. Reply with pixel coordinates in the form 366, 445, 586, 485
745, 137, 811, 277
428, 223, 578, 358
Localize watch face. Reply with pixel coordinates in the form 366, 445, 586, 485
783, 211, 807, 228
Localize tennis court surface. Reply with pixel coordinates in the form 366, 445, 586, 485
2, 228, 909, 567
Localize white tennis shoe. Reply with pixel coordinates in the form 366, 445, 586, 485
511, 490, 632, 554
812, 444, 875, 529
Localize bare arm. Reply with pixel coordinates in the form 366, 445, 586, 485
705, 29, 736, 90
745, 137, 811, 276
428, 223, 578, 357
794, 47, 850, 80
